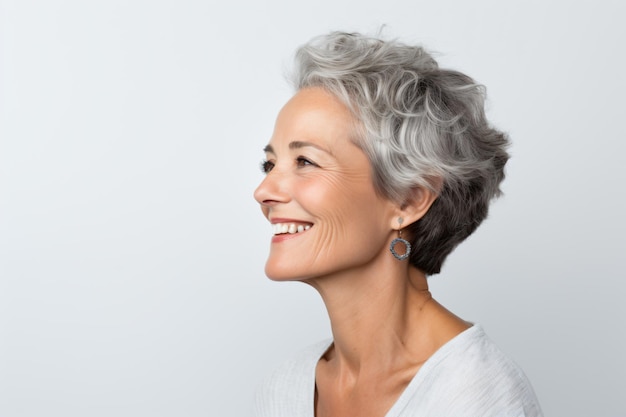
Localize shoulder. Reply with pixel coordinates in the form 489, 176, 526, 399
253, 339, 331, 417
402, 325, 543, 417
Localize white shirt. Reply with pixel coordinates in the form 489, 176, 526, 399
254, 325, 543, 417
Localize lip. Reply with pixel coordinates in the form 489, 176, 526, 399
269, 217, 313, 225
271, 233, 305, 243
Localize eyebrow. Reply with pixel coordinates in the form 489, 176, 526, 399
263, 141, 333, 156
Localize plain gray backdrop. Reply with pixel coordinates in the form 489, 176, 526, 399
1, 0, 625, 416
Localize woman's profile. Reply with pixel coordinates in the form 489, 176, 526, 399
253, 31, 542, 417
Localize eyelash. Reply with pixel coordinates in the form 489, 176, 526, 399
259, 157, 317, 174
260, 160, 274, 174
296, 156, 315, 168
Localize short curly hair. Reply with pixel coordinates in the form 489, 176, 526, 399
292, 31, 510, 275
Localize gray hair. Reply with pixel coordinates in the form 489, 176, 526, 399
291, 32, 509, 275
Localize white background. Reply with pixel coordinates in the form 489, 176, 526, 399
1, 0, 625, 416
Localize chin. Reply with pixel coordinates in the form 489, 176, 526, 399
264, 269, 300, 282
264, 262, 311, 282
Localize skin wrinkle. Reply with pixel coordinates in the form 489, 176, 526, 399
303, 164, 386, 276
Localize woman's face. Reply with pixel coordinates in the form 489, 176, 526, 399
254, 87, 398, 281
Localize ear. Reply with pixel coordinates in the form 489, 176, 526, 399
389, 185, 439, 230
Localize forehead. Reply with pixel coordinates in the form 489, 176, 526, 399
270, 87, 357, 150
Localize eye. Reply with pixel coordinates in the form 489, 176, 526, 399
260, 159, 274, 174
296, 156, 317, 168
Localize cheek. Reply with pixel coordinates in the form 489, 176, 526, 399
301, 170, 376, 203
264, 175, 391, 280
323, 174, 384, 217
297, 174, 369, 219
299, 175, 390, 253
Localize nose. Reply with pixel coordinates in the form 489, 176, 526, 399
253, 169, 291, 208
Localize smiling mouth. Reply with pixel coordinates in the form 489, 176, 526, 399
272, 222, 313, 236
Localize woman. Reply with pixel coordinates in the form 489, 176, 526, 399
253, 32, 542, 417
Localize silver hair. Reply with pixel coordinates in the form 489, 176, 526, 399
291, 32, 510, 275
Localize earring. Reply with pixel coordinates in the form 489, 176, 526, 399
390, 217, 411, 261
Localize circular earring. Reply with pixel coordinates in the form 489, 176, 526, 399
390, 217, 411, 261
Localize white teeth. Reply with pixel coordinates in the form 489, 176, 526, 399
272, 222, 313, 236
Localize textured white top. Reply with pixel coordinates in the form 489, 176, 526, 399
254, 325, 543, 417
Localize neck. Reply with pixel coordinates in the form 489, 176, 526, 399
306, 254, 437, 373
